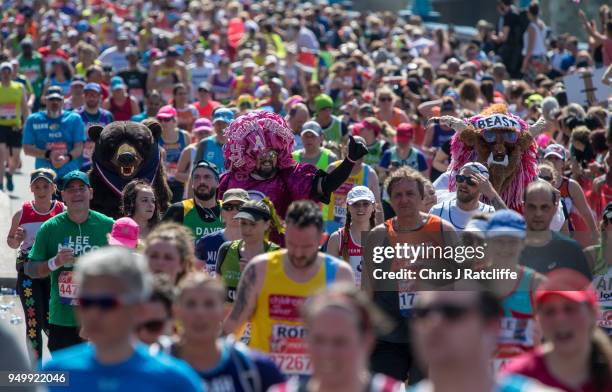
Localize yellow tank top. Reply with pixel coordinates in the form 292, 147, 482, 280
0, 81, 23, 127
323, 161, 370, 222
249, 250, 339, 375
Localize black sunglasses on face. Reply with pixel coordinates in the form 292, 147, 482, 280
455, 174, 476, 186
412, 303, 474, 322
78, 296, 124, 311
222, 203, 243, 212
539, 175, 552, 182
137, 319, 166, 334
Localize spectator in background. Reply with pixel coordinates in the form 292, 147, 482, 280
492, 0, 525, 79
521, 2, 548, 81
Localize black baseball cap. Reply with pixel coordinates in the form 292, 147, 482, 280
30, 169, 55, 184
192, 159, 219, 180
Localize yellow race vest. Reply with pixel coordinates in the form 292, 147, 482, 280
249, 250, 339, 376
0, 81, 23, 127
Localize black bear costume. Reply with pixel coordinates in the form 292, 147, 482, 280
87, 119, 172, 218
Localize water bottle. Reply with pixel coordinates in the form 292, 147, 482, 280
10, 314, 22, 325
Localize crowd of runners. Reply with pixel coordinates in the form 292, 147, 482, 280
1, 0, 612, 391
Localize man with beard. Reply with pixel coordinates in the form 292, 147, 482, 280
519, 180, 591, 279
222, 200, 354, 376
429, 162, 503, 230
77, 83, 113, 170
162, 160, 223, 242
23, 87, 85, 179
218, 111, 368, 245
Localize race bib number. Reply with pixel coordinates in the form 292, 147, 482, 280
332, 182, 354, 221
47, 142, 68, 154
269, 323, 311, 375
398, 290, 417, 318
83, 140, 95, 160
166, 161, 178, 178
0, 103, 17, 119
58, 271, 79, 306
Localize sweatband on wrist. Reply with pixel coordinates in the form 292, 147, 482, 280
48, 257, 59, 271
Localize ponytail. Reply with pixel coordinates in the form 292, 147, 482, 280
341, 212, 352, 262
589, 328, 612, 391
261, 197, 285, 242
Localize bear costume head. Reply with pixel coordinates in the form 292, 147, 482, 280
432, 104, 545, 210
88, 120, 171, 218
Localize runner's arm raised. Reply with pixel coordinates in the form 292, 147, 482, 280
223, 258, 262, 335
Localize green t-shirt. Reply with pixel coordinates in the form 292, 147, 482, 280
28, 210, 115, 327
18, 53, 44, 97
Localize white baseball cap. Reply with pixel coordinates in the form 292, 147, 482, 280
347, 186, 375, 205
461, 162, 489, 179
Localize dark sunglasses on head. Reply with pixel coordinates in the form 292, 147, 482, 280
413, 303, 474, 322
482, 129, 518, 144
137, 319, 166, 334
222, 203, 243, 212
455, 174, 476, 186
78, 295, 133, 311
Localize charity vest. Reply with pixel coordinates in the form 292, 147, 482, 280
390, 146, 420, 170
17, 200, 65, 261
248, 250, 339, 376
291, 148, 333, 171
27, 211, 114, 327
0, 81, 24, 127
592, 252, 612, 336
385, 215, 444, 319
181, 199, 224, 240
338, 227, 363, 287
496, 266, 537, 371
321, 116, 342, 143
220, 240, 280, 302
323, 161, 370, 224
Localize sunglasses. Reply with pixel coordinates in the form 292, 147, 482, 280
222, 203, 243, 212
158, 117, 174, 122
455, 174, 476, 186
137, 319, 166, 334
413, 303, 474, 322
78, 295, 135, 311
481, 129, 518, 144
539, 175, 552, 182
379, 97, 392, 102
260, 150, 278, 160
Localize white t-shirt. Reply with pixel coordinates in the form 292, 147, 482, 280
430, 197, 496, 230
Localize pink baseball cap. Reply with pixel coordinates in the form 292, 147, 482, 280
156, 105, 177, 119
193, 117, 213, 135
108, 217, 139, 249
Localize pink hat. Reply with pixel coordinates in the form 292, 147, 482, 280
108, 217, 139, 249
193, 117, 213, 135
156, 105, 177, 119
534, 268, 598, 311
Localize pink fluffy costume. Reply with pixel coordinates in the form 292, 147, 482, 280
217, 111, 367, 242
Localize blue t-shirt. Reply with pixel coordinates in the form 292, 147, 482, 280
195, 229, 226, 275
131, 112, 149, 123
43, 343, 203, 392
194, 340, 285, 392
22, 110, 86, 177
379, 146, 427, 172
198, 135, 225, 173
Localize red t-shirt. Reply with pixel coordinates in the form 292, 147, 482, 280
194, 100, 220, 120
502, 347, 606, 392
